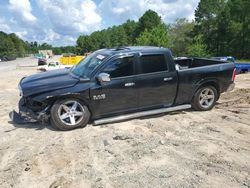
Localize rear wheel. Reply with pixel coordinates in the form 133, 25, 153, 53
191, 86, 218, 111
50, 98, 90, 131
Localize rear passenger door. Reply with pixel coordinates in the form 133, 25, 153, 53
136, 53, 178, 108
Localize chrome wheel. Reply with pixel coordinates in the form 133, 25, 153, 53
199, 88, 215, 108
57, 100, 85, 126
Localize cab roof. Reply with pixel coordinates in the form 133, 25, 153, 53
96, 46, 171, 56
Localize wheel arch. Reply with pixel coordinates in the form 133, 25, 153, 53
52, 94, 92, 114
194, 80, 220, 101
49, 95, 91, 130
37, 93, 93, 118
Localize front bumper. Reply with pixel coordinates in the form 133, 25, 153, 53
9, 97, 50, 124
9, 110, 37, 124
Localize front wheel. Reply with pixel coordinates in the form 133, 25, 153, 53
50, 98, 90, 131
191, 86, 218, 111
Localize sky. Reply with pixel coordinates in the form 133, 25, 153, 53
0, 0, 199, 46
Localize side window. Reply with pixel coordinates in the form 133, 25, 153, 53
102, 56, 134, 78
140, 54, 168, 74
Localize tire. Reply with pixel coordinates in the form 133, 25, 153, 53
50, 98, 90, 131
191, 86, 218, 111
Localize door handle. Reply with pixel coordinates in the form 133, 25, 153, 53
163, 77, 173, 81
125, 82, 135, 87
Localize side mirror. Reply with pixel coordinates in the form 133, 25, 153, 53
97, 73, 111, 83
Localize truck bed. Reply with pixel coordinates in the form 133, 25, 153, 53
174, 58, 228, 70
173, 58, 235, 106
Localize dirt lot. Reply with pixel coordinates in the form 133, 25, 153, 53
0, 57, 250, 188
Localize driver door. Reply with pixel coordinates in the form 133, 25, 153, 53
90, 55, 138, 118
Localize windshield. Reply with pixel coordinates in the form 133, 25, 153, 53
71, 53, 106, 78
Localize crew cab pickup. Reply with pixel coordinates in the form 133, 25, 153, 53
10, 47, 236, 130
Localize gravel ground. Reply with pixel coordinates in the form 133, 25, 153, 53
0, 57, 249, 188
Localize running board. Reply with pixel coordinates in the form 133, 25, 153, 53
93, 104, 191, 125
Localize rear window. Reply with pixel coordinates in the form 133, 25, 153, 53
140, 54, 168, 74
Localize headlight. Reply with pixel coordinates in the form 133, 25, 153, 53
18, 84, 23, 96
18, 77, 26, 97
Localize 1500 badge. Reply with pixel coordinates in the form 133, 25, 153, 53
93, 94, 106, 100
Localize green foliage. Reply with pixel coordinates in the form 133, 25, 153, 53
2, 5, 250, 60
188, 35, 210, 57
39, 43, 52, 50
52, 47, 62, 55
76, 10, 165, 53
194, 0, 250, 59
109, 26, 128, 47
169, 18, 194, 56
122, 20, 138, 45
194, 0, 226, 54
76, 22, 134, 54
0, 32, 17, 60
138, 10, 162, 33
136, 24, 169, 47
0, 31, 77, 59
8, 33, 26, 57
27, 41, 39, 54
60, 46, 76, 55
227, 0, 250, 58
236, 59, 250, 63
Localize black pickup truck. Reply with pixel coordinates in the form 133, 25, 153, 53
10, 47, 236, 130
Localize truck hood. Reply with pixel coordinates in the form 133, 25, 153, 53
20, 68, 79, 97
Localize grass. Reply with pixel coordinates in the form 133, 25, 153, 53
236, 59, 250, 63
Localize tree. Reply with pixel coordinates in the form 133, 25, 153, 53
109, 26, 128, 47
9, 33, 26, 57
0, 30, 78, 57
27, 41, 38, 54
40, 43, 52, 50
169, 18, 194, 56
53, 47, 62, 55
226, 0, 250, 58
122, 20, 138, 45
138, 10, 162, 33
0, 31, 17, 60
193, 0, 250, 59
76, 35, 89, 54
188, 35, 210, 57
75, 7, 250, 59
77, 24, 129, 53
75, 10, 170, 52
91, 30, 111, 49
215, 4, 232, 56
194, 0, 227, 55
136, 24, 169, 47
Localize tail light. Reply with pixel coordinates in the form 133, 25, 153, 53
232, 68, 236, 81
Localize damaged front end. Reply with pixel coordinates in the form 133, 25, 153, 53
10, 68, 81, 124
9, 97, 51, 124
